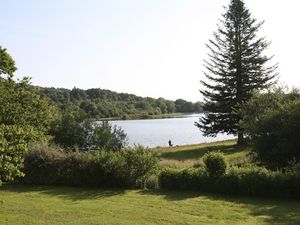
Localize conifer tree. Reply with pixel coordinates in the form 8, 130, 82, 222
196, 0, 277, 144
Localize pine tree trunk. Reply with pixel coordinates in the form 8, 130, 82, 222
237, 131, 244, 145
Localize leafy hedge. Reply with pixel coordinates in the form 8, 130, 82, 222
159, 166, 300, 198
19, 143, 300, 199
22, 144, 158, 188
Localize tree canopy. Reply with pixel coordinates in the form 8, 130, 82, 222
239, 89, 300, 168
0, 46, 17, 76
196, 0, 277, 144
41, 87, 203, 120
0, 46, 57, 184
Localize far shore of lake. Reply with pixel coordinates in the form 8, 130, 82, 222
98, 112, 195, 121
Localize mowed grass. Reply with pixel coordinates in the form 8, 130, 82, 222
153, 139, 252, 168
0, 185, 300, 225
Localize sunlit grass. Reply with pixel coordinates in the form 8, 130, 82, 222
0, 184, 299, 225
153, 140, 252, 168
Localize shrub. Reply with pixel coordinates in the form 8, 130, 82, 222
203, 151, 227, 177
23, 143, 90, 185
120, 145, 159, 188
159, 165, 300, 198
22, 144, 158, 188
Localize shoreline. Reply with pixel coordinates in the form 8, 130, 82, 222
98, 112, 201, 121
151, 138, 237, 150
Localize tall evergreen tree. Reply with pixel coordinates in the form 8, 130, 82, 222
196, 0, 277, 144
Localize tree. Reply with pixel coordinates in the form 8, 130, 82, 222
193, 102, 204, 113
166, 101, 176, 113
91, 121, 128, 151
50, 107, 128, 151
175, 99, 195, 113
196, 0, 277, 144
0, 46, 17, 76
49, 106, 89, 149
0, 46, 57, 185
0, 76, 57, 143
239, 89, 300, 168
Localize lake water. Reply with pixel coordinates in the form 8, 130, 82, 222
110, 114, 234, 148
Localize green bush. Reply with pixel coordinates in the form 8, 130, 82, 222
22, 144, 158, 188
203, 151, 227, 177
23, 143, 89, 185
159, 165, 300, 198
239, 89, 300, 168
119, 145, 159, 188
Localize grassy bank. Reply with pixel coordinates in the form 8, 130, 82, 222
153, 140, 252, 168
1, 184, 300, 225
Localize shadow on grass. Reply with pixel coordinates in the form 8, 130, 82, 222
2, 184, 300, 225
138, 189, 300, 225
159, 144, 247, 161
2, 184, 125, 201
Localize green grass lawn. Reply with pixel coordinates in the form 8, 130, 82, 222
153, 140, 252, 168
0, 185, 299, 225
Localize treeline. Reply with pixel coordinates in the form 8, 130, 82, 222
40, 87, 203, 119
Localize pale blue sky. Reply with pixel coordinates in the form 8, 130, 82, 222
1, 0, 299, 101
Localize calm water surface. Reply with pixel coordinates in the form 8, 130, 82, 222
110, 114, 233, 148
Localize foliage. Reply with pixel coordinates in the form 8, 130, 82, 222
159, 165, 300, 198
0, 76, 57, 143
238, 89, 286, 137
0, 48, 57, 143
0, 46, 57, 185
175, 99, 201, 113
23, 143, 90, 185
120, 145, 160, 187
22, 145, 159, 188
196, 0, 277, 144
49, 106, 91, 149
239, 89, 300, 168
0, 46, 17, 76
41, 87, 203, 120
50, 109, 127, 151
0, 125, 30, 185
203, 151, 227, 177
91, 121, 128, 151
286, 159, 300, 173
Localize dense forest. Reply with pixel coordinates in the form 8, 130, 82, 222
40, 87, 203, 119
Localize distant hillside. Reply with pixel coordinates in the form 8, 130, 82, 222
40, 87, 203, 119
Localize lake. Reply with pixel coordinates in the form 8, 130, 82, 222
110, 114, 234, 148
